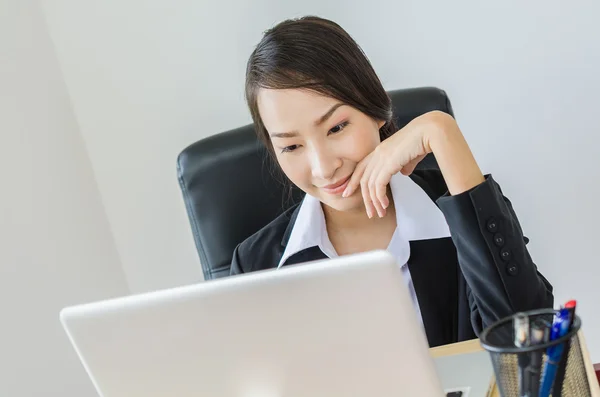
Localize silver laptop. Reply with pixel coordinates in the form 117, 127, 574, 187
61, 250, 445, 396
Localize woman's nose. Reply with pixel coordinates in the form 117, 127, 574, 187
309, 147, 340, 181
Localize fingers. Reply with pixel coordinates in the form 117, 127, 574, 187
342, 155, 369, 198
360, 160, 377, 219
370, 160, 393, 218
366, 160, 385, 218
341, 152, 392, 219
374, 167, 391, 211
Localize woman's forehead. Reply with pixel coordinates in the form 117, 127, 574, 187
257, 88, 342, 132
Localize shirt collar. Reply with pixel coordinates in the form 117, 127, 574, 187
277, 172, 451, 268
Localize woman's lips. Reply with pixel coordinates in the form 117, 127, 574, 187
321, 175, 351, 195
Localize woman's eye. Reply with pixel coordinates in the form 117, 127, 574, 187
281, 145, 299, 153
328, 121, 349, 135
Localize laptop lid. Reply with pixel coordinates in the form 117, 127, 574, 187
61, 250, 444, 396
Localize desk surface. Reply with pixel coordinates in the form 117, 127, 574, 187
431, 332, 600, 397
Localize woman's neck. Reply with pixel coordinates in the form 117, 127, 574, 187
322, 191, 397, 256
322, 192, 397, 234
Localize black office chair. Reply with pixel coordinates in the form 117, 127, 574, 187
177, 87, 454, 280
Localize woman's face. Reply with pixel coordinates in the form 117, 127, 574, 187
257, 88, 384, 212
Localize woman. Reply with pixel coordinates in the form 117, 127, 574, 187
230, 16, 553, 347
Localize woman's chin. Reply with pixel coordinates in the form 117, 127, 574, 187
319, 192, 364, 213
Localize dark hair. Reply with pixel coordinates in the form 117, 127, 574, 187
245, 16, 397, 156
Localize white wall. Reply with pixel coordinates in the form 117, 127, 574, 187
42, 0, 600, 359
0, 1, 130, 395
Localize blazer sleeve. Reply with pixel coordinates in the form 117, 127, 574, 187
436, 174, 554, 332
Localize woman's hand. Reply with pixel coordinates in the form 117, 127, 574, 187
342, 111, 485, 218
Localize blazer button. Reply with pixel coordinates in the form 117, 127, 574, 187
500, 248, 511, 262
487, 218, 498, 233
493, 233, 505, 247
507, 263, 519, 276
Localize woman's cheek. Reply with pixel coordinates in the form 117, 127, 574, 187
278, 158, 306, 187
345, 129, 378, 161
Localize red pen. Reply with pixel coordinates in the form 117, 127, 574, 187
565, 300, 577, 330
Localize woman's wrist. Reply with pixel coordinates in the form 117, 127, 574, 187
425, 112, 485, 195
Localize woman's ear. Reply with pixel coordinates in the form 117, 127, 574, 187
377, 120, 386, 129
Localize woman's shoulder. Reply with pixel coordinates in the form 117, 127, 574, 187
238, 204, 299, 254
231, 203, 301, 274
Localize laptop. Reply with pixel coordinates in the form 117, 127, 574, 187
61, 250, 445, 396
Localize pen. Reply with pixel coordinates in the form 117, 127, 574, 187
564, 300, 577, 328
551, 300, 577, 396
539, 307, 572, 397
513, 312, 530, 396
527, 319, 548, 397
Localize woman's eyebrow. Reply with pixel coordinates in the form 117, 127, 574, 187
269, 103, 345, 138
270, 131, 299, 138
315, 103, 345, 126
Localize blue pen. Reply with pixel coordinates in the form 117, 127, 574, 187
551, 300, 578, 395
538, 308, 572, 397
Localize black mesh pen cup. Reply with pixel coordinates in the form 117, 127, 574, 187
480, 309, 590, 397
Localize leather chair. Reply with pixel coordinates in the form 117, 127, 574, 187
177, 87, 454, 280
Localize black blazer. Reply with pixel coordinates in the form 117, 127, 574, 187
230, 170, 554, 347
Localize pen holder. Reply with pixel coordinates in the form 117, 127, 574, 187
480, 309, 590, 397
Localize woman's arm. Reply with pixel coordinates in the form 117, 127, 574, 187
343, 110, 554, 329
426, 112, 553, 328
425, 111, 485, 195
437, 174, 554, 330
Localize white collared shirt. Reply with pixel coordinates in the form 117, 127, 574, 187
277, 172, 452, 322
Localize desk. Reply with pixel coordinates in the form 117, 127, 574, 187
430, 331, 600, 397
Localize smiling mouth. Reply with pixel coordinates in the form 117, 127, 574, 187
320, 175, 352, 195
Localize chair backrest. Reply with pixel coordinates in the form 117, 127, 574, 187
177, 87, 455, 280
